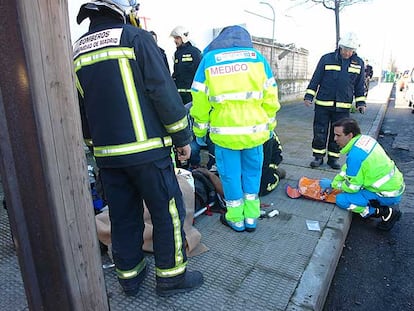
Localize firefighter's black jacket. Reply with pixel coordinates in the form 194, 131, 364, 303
73, 14, 192, 168
172, 42, 201, 91
304, 49, 366, 110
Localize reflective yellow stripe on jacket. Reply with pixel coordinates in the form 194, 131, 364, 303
75, 47, 185, 157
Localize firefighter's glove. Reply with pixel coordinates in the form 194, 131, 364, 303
319, 178, 333, 194
196, 136, 208, 147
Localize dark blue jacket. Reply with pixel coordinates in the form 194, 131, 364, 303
74, 14, 191, 168
172, 42, 201, 91
304, 49, 366, 110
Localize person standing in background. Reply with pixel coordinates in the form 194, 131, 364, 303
304, 32, 366, 170
150, 30, 170, 73
170, 25, 202, 105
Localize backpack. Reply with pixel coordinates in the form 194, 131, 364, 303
192, 168, 225, 215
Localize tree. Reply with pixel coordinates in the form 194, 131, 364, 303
293, 0, 371, 47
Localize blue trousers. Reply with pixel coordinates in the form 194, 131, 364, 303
215, 145, 263, 200
336, 189, 402, 217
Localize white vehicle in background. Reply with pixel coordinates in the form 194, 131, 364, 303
406, 68, 414, 113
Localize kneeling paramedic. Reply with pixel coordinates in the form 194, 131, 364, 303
74, 0, 203, 297
319, 118, 405, 231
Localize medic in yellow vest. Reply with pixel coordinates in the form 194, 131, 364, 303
190, 25, 280, 232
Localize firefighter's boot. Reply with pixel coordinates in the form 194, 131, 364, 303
310, 156, 323, 168
327, 157, 341, 169
156, 270, 204, 297
375, 205, 402, 231
118, 264, 147, 296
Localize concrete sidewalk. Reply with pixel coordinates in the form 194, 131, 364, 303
0, 83, 393, 311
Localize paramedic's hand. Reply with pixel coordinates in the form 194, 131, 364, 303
304, 99, 312, 107
176, 144, 191, 161
319, 178, 333, 193
196, 136, 208, 147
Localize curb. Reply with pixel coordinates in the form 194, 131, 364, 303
287, 208, 351, 311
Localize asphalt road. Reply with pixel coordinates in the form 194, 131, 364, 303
323, 86, 414, 311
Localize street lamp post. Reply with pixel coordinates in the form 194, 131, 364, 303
259, 1, 275, 68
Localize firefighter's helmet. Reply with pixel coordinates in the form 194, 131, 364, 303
77, 0, 138, 24
170, 26, 190, 43
338, 32, 359, 50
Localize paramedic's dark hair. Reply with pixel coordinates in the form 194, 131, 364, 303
333, 118, 361, 136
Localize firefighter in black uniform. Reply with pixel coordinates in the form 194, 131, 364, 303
170, 26, 202, 105
74, 0, 203, 297
304, 32, 366, 169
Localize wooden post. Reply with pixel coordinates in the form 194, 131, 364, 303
0, 1, 109, 310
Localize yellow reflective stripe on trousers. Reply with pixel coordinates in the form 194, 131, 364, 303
328, 151, 340, 157
312, 148, 325, 155
116, 258, 146, 279
94, 136, 172, 157
155, 197, 186, 278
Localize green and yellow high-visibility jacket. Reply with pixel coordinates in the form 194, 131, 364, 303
332, 134, 405, 197
190, 25, 280, 150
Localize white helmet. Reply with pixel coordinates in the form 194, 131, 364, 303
338, 32, 359, 50
77, 0, 138, 24
170, 26, 190, 43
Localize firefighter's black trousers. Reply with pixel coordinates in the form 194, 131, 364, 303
99, 156, 187, 281
312, 105, 349, 158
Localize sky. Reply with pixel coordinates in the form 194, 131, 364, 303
68, 0, 413, 74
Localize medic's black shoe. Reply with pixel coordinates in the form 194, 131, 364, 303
156, 271, 204, 297
376, 206, 402, 231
